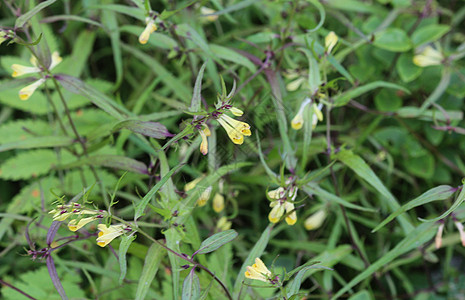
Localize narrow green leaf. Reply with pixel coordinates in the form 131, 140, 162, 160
304, 183, 376, 212
135, 243, 165, 300
0, 136, 74, 152
62, 155, 148, 175
331, 222, 437, 299
210, 44, 257, 72
119, 234, 136, 284
101, 6, 123, 88
335, 150, 414, 234
113, 120, 173, 139
420, 184, 465, 222
304, 0, 325, 32
40, 15, 102, 27
56, 74, 127, 120
194, 230, 238, 256
134, 163, 184, 220
182, 269, 200, 300
334, 81, 410, 107
373, 185, 455, 232
233, 224, 272, 297
190, 62, 207, 113
89, 4, 145, 20
15, 0, 57, 28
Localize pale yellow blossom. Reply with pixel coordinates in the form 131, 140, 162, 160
245, 258, 272, 282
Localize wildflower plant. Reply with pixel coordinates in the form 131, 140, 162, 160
1, 1, 465, 300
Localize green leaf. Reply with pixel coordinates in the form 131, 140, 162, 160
304, 183, 376, 212
404, 153, 435, 179
373, 185, 455, 232
210, 45, 257, 72
420, 183, 465, 222
62, 155, 148, 175
349, 290, 371, 300
331, 222, 437, 299
119, 234, 136, 284
0, 150, 73, 181
135, 243, 165, 300
120, 25, 178, 49
112, 120, 173, 139
396, 53, 422, 83
121, 44, 192, 102
0, 136, 75, 152
335, 149, 414, 234
326, 0, 386, 14
0, 119, 53, 143
182, 269, 200, 300
373, 28, 412, 52
190, 62, 207, 113
89, 4, 145, 21
15, 0, 57, 28
56, 74, 127, 120
411, 24, 450, 46
134, 163, 184, 220
334, 81, 410, 107
101, 7, 123, 88
233, 224, 272, 297
194, 230, 238, 256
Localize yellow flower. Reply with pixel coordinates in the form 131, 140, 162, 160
96, 224, 126, 247
217, 114, 251, 145
435, 223, 444, 249
268, 201, 296, 225
139, 17, 157, 44
197, 186, 212, 207
455, 221, 465, 247
217, 216, 232, 231
245, 258, 272, 283
213, 193, 225, 213
199, 125, 211, 155
184, 177, 204, 192
413, 46, 443, 67
68, 216, 98, 232
311, 103, 324, 129
230, 107, 244, 116
200, 7, 218, 22
267, 187, 285, 200
304, 209, 326, 230
291, 98, 311, 130
325, 31, 338, 54
12, 51, 62, 100
286, 77, 305, 92
19, 79, 46, 100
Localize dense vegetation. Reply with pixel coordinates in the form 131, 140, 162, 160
1, 0, 465, 299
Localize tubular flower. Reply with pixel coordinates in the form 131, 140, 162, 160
245, 258, 272, 283
96, 224, 128, 247
455, 221, 465, 247
199, 125, 211, 155
200, 7, 218, 22
213, 193, 225, 213
68, 216, 99, 232
12, 51, 62, 100
184, 177, 204, 192
435, 223, 444, 249
139, 17, 157, 44
217, 216, 232, 231
325, 31, 338, 54
19, 79, 46, 100
230, 107, 243, 116
268, 186, 298, 225
197, 186, 212, 207
311, 103, 324, 129
291, 98, 312, 130
413, 46, 443, 67
304, 209, 326, 230
217, 114, 251, 145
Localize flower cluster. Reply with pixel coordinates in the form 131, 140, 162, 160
245, 257, 272, 283
49, 203, 131, 247
11, 51, 62, 100
267, 182, 298, 226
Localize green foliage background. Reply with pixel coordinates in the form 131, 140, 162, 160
0, 0, 465, 299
